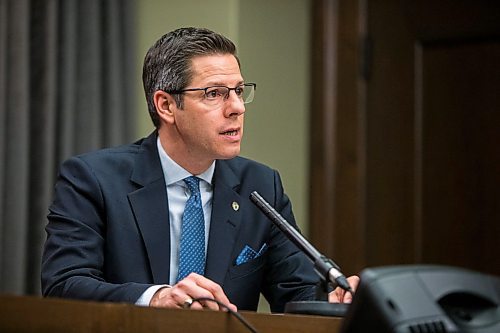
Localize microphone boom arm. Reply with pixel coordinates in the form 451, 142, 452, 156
249, 191, 352, 293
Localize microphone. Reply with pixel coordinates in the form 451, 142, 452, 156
249, 191, 352, 293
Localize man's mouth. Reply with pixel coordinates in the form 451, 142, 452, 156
220, 129, 239, 136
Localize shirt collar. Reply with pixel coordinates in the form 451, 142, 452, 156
156, 137, 215, 186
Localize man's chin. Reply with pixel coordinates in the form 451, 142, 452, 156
217, 148, 240, 160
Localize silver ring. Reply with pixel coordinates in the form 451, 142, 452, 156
183, 297, 193, 309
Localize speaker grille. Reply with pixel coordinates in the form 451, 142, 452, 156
408, 320, 447, 333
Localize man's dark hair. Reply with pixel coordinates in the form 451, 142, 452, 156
142, 27, 239, 128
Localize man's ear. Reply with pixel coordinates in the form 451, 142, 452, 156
153, 90, 177, 125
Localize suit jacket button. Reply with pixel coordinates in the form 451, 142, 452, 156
232, 201, 239, 211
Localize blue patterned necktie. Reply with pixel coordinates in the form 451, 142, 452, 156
176, 176, 206, 282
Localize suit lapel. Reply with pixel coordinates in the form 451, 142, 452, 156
128, 133, 171, 284
204, 160, 242, 286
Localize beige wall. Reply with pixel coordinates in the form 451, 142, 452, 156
135, 0, 311, 235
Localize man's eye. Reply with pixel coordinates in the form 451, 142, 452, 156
234, 86, 244, 96
205, 89, 223, 99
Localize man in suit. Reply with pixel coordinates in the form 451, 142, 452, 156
41, 27, 358, 312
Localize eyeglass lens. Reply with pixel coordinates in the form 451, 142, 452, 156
205, 85, 255, 104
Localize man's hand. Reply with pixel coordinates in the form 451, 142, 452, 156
149, 273, 237, 312
328, 275, 360, 303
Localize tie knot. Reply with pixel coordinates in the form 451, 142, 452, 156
183, 176, 201, 195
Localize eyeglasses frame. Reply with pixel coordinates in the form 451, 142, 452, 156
165, 83, 257, 104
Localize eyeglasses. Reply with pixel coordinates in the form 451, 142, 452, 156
166, 83, 256, 107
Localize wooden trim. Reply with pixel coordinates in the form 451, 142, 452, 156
0, 295, 342, 333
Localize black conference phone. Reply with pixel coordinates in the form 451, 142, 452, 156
340, 265, 500, 333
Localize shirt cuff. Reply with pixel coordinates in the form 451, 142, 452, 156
135, 285, 170, 306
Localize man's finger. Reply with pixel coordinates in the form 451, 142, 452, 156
176, 276, 220, 311
328, 274, 361, 304
191, 273, 237, 312
343, 290, 353, 303
346, 275, 360, 292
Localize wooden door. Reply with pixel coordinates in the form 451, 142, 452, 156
309, 0, 500, 276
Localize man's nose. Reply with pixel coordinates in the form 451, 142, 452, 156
224, 91, 245, 117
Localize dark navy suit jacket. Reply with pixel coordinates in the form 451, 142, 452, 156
41, 132, 317, 312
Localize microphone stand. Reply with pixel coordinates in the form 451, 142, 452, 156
250, 191, 352, 317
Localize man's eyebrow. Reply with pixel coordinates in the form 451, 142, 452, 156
203, 80, 245, 87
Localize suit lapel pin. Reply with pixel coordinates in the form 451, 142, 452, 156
232, 201, 239, 211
